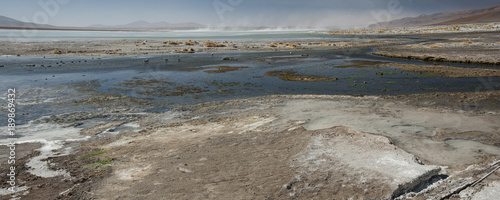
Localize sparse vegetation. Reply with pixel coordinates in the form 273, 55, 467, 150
50, 49, 63, 54
83, 158, 113, 170
204, 40, 226, 47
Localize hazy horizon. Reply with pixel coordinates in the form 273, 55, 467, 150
1, 0, 499, 29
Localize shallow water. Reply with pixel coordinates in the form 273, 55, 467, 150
0, 29, 367, 42
1, 47, 498, 125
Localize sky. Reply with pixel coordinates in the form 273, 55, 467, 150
1, 0, 499, 28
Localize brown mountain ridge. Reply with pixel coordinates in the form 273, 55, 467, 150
369, 4, 500, 28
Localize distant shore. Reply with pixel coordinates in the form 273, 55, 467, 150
0, 37, 401, 57
0, 26, 194, 32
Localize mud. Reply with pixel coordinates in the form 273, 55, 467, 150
203, 66, 249, 74
1, 92, 499, 199
376, 62, 500, 78
0, 39, 402, 57
334, 60, 386, 68
372, 31, 500, 65
265, 70, 336, 82
120, 78, 208, 97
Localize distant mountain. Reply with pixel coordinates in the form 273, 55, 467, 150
0, 15, 205, 31
89, 20, 205, 30
0, 15, 55, 29
369, 4, 500, 28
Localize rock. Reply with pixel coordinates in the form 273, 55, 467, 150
50, 49, 63, 54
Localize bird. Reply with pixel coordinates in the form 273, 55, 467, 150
164, 58, 169, 62
143, 59, 149, 63
178, 58, 181, 62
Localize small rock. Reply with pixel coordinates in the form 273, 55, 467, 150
222, 57, 236, 61
50, 49, 62, 54
178, 167, 192, 173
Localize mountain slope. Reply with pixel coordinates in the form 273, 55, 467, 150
435, 7, 500, 25
0, 15, 204, 31
369, 4, 500, 28
0, 15, 55, 29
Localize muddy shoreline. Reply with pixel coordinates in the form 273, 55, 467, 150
1, 30, 499, 199
0, 39, 402, 58
372, 31, 500, 65
1, 91, 499, 199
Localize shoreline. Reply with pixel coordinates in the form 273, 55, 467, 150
0, 38, 402, 57
0, 92, 498, 199
0, 30, 499, 199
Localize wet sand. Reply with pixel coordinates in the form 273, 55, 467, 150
0, 30, 500, 199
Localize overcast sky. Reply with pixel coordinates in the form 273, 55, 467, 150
1, 0, 499, 28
